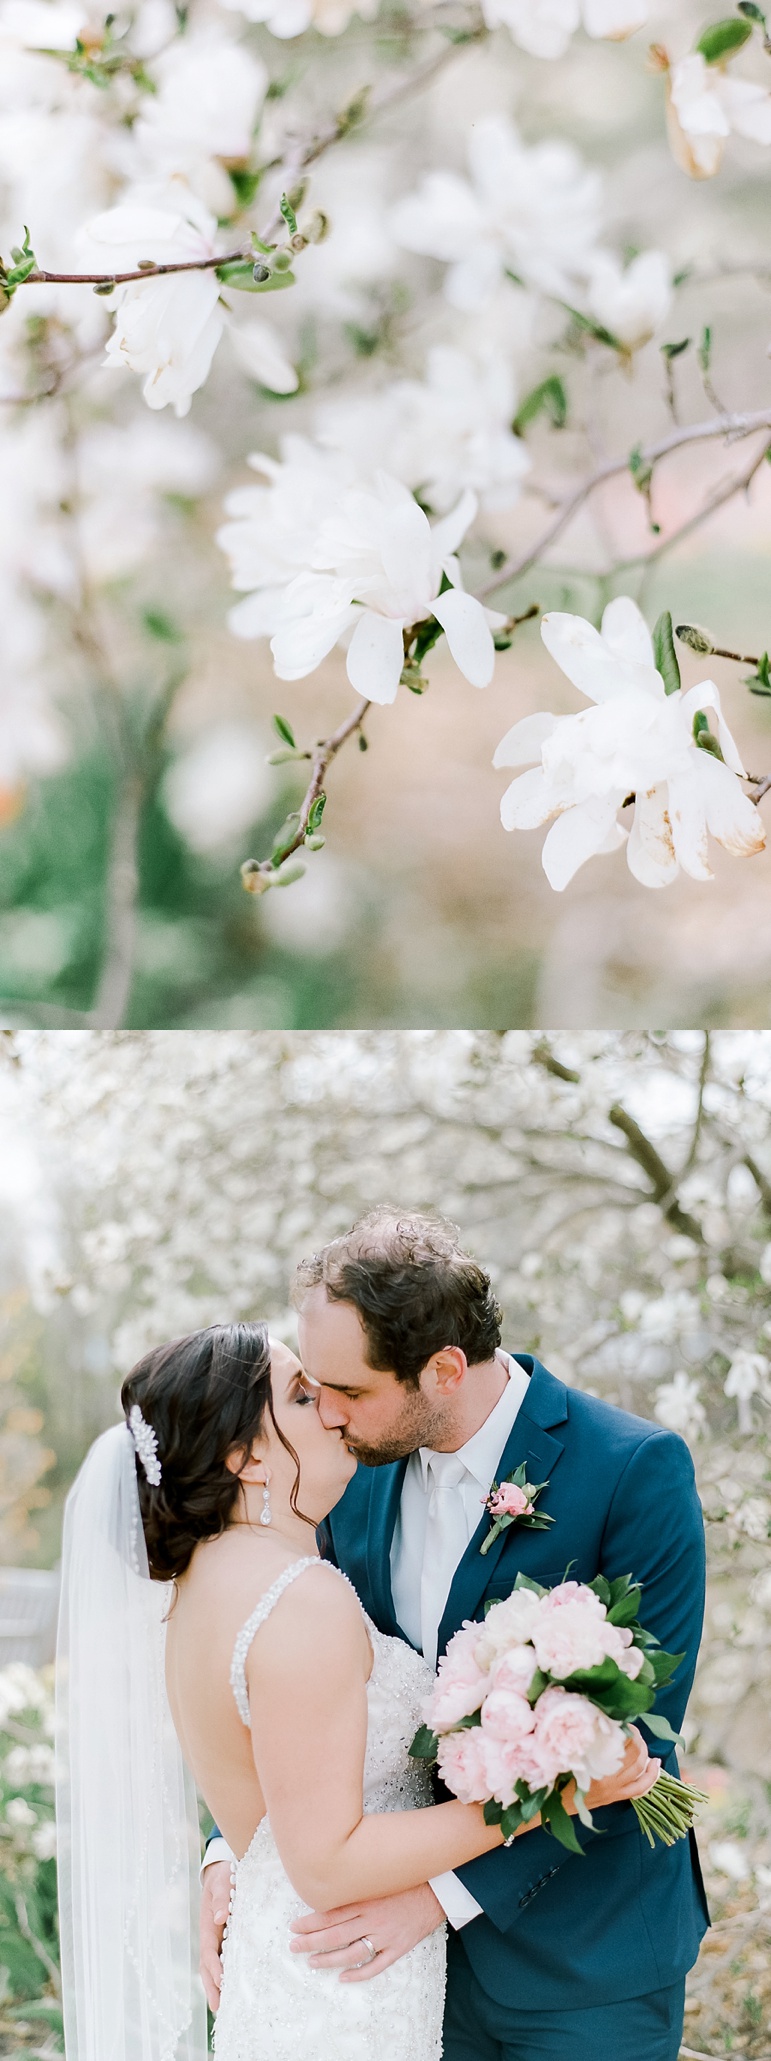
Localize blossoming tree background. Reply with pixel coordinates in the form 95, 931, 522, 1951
1, 0, 771, 1026
0, 1027, 770, 2050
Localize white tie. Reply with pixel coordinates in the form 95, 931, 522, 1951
420, 1452, 469, 1670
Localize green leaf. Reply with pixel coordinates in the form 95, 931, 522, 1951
652, 610, 681, 695
500, 1802, 525, 1839
513, 375, 568, 435
513, 1572, 548, 1595
408, 1724, 439, 1761
747, 650, 771, 695
738, 0, 766, 19
562, 303, 622, 350
142, 607, 181, 642
279, 192, 298, 235
307, 792, 326, 834
526, 1667, 550, 1706
230, 167, 261, 208
697, 324, 712, 374
642, 1712, 685, 1747
607, 1585, 643, 1627
216, 261, 295, 294
588, 1574, 612, 1607
541, 1786, 585, 1854
660, 338, 691, 361
629, 444, 653, 494
483, 1797, 504, 1824
697, 16, 753, 59
411, 615, 444, 666
272, 712, 296, 748
647, 1646, 685, 1687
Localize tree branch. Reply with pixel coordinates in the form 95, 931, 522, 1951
608, 1103, 704, 1242
241, 697, 370, 893
480, 412, 771, 597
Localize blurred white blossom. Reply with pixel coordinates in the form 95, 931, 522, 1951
162, 724, 273, 851
316, 345, 531, 513
478, 0, 646, 57
132, 32, 267, 215
218, 0, 378, 36
584, 248, 671, 349
724, 1349, 771, 1434
654, 1370, 706, 1439
667, 51, 771, 179
493, 597, 765, 891
391, 114, 603, 306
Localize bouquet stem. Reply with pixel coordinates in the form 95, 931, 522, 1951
631, 1770, 708, 1849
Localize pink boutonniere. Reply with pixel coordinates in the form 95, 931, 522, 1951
480, 1461, 554, 1555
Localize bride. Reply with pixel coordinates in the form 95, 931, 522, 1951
55, 1321, 658, 2061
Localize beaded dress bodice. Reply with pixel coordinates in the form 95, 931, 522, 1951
213, 1556, 446, 2061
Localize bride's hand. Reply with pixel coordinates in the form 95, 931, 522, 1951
582, 1726, 661, 1811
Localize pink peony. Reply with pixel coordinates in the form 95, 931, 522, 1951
488, 1481, 533, 1518
532, 1600, 613, 1678
489, 1644, 538, 1698
599, 1621, 645, 1680
526, 1686, 626, 1791
541, 1581, 605, 1615
475, 1585, 545, 1667
436, 1726, 490, 1804
425, 1621, 488, 1732
480, 1687, 537, 1743
479, 1733, 527, 1809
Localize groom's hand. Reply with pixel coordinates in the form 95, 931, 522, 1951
200, 1859, 233, 2012
289, 1883, 445, 1982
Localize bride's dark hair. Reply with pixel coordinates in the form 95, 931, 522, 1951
121, 1322, 303, 1581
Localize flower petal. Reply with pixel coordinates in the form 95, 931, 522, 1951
540, 611, 660, 704
626, 783, 679, 887
345, 609, 405, 704
432, 588, 496, 687
430, 489, 478, 565
666, 769, 712, 880
500, 766, 559, 830
600, 595, 655, 671
699, 753, 766, 859
493, 711, 559, 769
541, 797, 626, 890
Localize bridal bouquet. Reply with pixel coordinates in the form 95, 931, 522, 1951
409, 1574, 707, 1854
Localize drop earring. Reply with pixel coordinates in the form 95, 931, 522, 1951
259, 1472, 272, 1527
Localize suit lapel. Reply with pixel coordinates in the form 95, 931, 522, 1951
436, 1357, 569, 1658
365, 1458, 408, 1635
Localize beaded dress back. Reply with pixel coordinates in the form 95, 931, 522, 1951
213, 1557, 446, 2061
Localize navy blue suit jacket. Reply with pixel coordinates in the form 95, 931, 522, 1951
320, 1355, 710, 2011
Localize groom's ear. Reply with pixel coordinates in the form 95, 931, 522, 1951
424, 1346, 468, 1394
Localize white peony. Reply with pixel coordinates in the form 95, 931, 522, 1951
81, 186, 225, 416
474, 1584, 546, 1668
316, 345, 530, 514
667, 51, 771, 179
478, 0, 646, 59
268, 476, 505, 703
584, 249, 672, 349
391, 114, 603, 307
494, 597, 765, 890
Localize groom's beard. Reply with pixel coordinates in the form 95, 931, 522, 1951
345, 1391, 450, 1468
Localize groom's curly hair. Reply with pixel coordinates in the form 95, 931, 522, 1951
292, 1210, 502, 1386
121, 1323, 305, 1582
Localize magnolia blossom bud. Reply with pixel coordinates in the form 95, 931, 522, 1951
676, 623, 715, 655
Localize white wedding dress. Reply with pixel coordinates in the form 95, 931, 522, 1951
213, 1556, 447, 2061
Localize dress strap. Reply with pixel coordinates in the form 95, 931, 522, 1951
229, 1558, 338, 1726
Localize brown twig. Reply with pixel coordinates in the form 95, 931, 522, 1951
241, 697, 370, 892
480, 411, 771, 598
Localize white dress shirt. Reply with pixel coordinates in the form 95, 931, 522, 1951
204, 1351, 531, 1930
390, 1350, 530, 1929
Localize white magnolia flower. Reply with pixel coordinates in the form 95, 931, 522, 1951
217, 436, 360, 635
494, 597, 765, 890
584, 248, 672, 349
316, 345, 530, 513
81, 186, 224, 416
268, 477, 505, 703
479, 0, 646, 59
391, 114, 602, 306
667, 51, 771, 179
162, 724, 273, 851
724, 1349, 771, 1434
654, 1370, 706, 1439
74, 415, 219, 583
134, 32, 267, 212
218, 0, 377, 35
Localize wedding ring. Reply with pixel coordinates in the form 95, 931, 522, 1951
359, 1936, 377, 1963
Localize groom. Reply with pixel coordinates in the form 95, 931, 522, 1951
201, 1209, 709, 2061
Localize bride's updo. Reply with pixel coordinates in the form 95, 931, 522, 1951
121, 1322, 273, 1581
